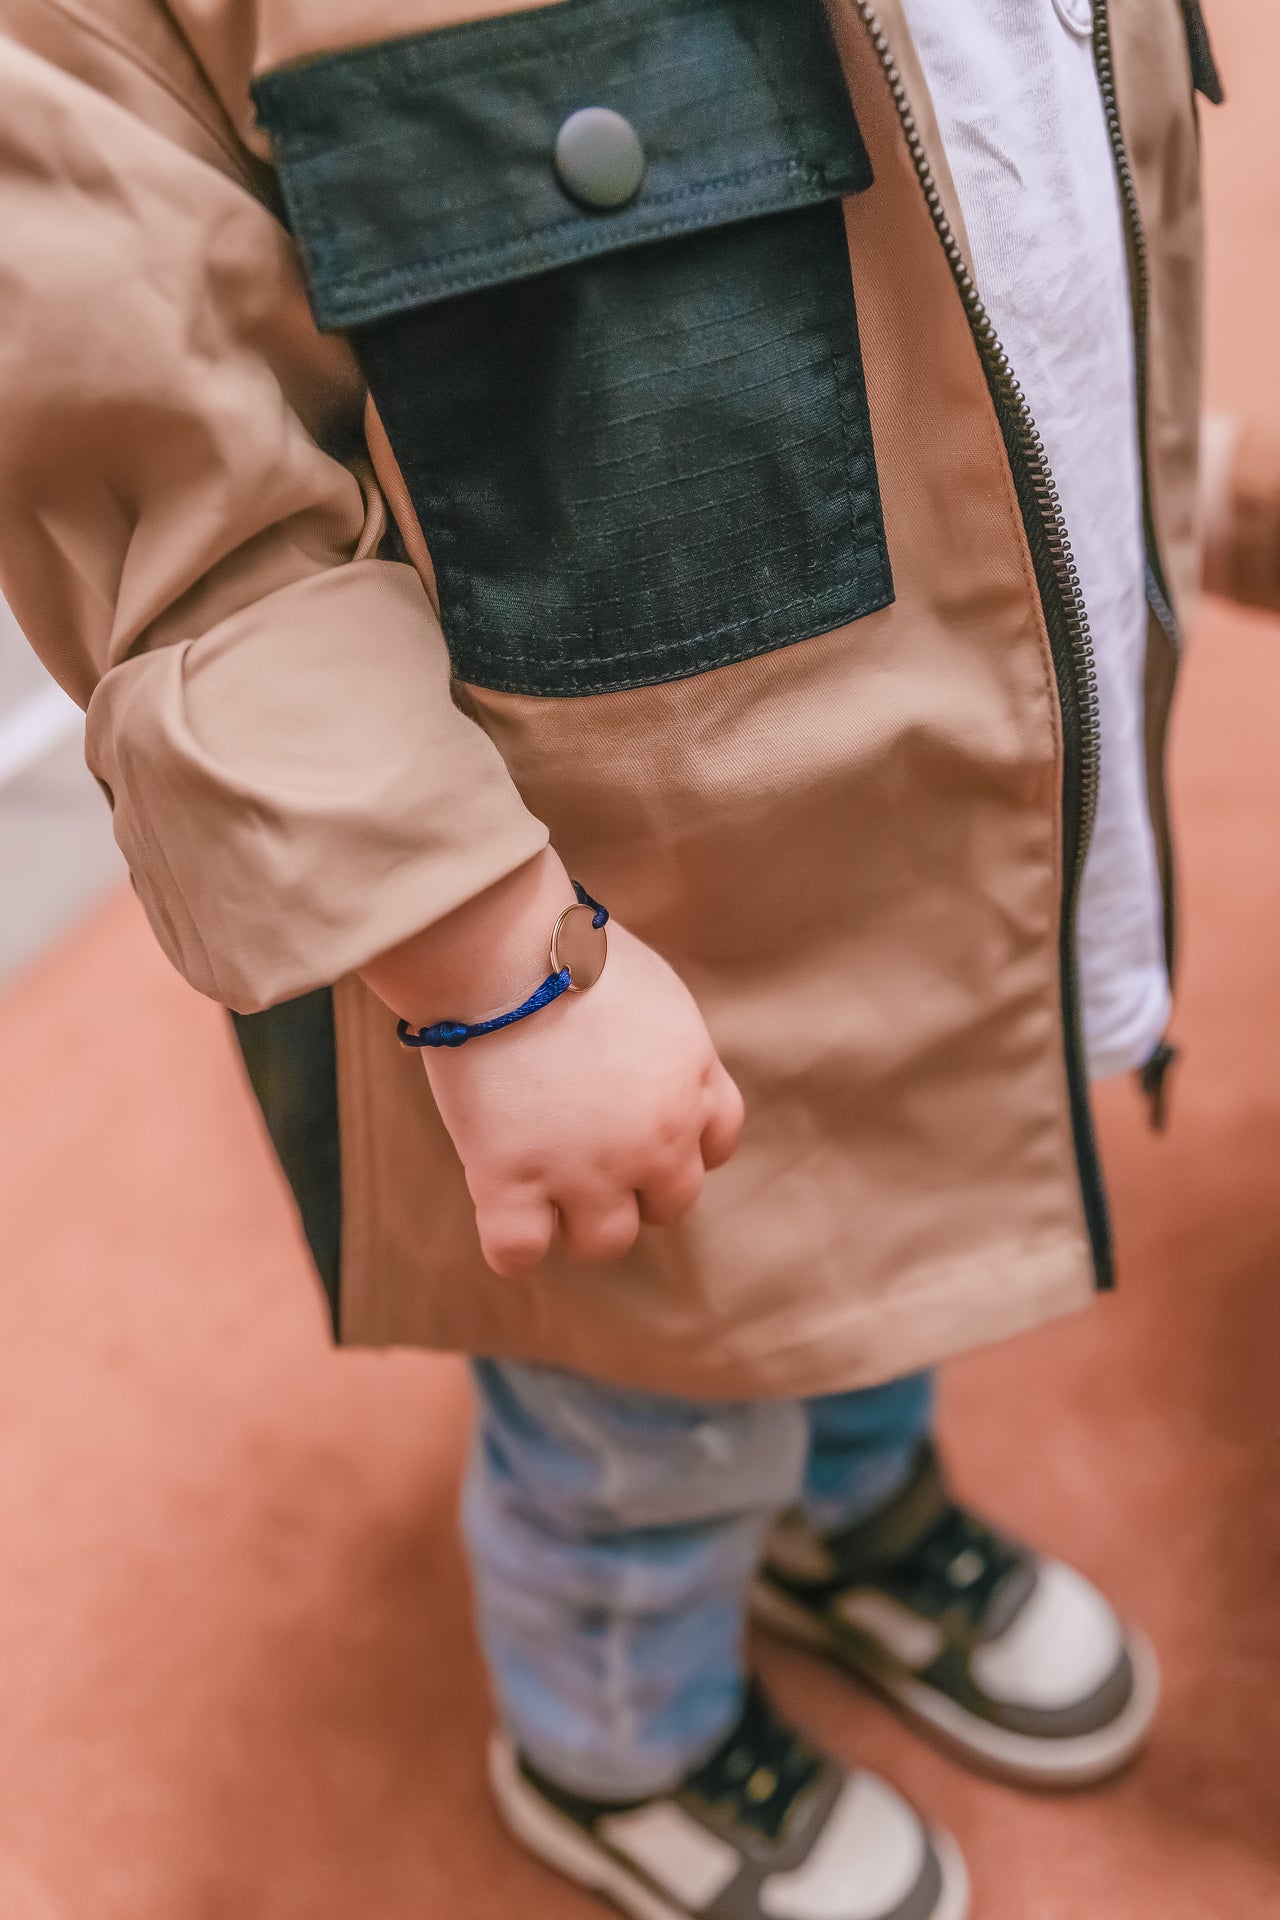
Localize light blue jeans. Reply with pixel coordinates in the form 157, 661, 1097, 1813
463, 1361, 934, 1799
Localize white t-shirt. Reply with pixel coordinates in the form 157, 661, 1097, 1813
900, 0, 1170, 1080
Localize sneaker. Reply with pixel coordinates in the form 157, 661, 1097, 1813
489, 1680, 968, 1920
754, 1442, 1159, 1788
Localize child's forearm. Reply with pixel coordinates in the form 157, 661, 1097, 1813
359, 846, 577, 1031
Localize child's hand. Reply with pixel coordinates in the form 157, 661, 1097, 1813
360, 851, 744, 1277
429, 916, 743, 1277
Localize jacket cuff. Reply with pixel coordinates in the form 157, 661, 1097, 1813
86, 560, 548, 1011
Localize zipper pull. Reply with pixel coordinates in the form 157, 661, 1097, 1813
1138, 1038, 1178, 1132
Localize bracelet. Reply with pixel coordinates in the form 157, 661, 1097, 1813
396, 881, 609, 1050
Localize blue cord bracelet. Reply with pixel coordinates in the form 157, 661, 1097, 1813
396, 882, 608, 1050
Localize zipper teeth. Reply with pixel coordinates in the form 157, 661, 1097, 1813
1092, 0, 1179, 989
1091, 0, 1181, 653
851, 0, 1102, 873
1092, 3, 1150, 336
852, 0, 1112, 1284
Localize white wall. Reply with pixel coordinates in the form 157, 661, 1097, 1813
0, 598, 123, 983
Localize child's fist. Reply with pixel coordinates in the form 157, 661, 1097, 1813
360, 851, 744, 1277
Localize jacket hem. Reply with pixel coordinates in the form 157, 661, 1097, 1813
339, 1236, 1096, 1399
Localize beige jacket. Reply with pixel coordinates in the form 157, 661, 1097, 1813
0, 0, 1266, 1396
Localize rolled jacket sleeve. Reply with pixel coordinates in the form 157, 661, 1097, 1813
0, 8, 546, 1011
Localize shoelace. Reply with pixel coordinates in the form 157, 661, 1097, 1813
684, 1686, 822, 1844
882, 1503, 1023, 1629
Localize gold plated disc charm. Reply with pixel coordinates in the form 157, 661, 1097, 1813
550, 900, 609, 991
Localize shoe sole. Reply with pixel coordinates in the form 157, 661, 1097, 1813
751, 1578, 1161, 1790
488, 1732, 969, 1920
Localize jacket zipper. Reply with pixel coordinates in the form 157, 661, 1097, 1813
1091, 0, 1181, 983
851, 0, 1113, 1286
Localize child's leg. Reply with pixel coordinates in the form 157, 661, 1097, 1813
463, 1359, 810, 1800
801, 1373, 935, 1532
468, 1363, 967, 1920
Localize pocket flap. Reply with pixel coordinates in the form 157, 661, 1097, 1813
252, 0, 872, 330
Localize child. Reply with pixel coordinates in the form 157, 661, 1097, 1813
0, 0, 1263, 1914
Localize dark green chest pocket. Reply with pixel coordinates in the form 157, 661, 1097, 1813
254, 0, 892, 698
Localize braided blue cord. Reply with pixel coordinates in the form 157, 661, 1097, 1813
396, 880, 607, 1050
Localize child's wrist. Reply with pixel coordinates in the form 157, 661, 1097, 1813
360, 848, 578, 1030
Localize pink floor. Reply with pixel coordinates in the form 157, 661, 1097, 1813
1, 4, 1278, 1913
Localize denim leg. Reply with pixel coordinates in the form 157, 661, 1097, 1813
802, 1372, 936, 1534
464, 1360, 809, 1801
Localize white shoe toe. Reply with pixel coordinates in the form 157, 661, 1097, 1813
971, 1560, 1124, 1709
760, 1771, 928, 1920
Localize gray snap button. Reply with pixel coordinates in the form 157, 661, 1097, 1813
554, 107, 646, 210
